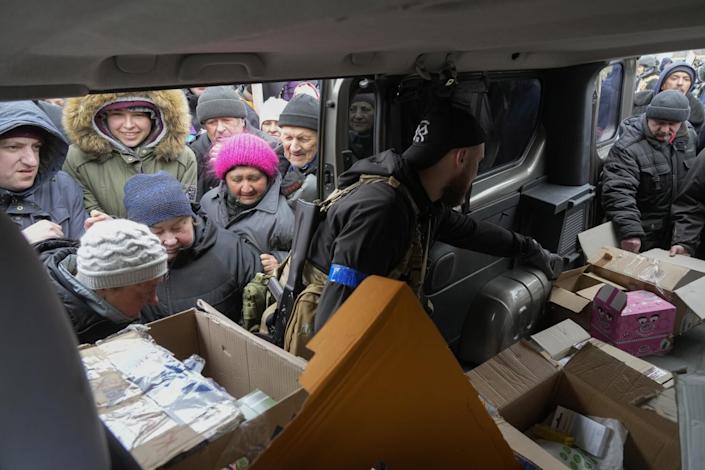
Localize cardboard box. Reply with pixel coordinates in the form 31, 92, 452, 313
589, 246, 705, 335
528, 319, 673, 386
577, 223, 705, 335
467, 341, 680, 469
548, 266, 623, 330
591, 286, 675, 357
144, 306, 308, 469
251, 276, 518, 469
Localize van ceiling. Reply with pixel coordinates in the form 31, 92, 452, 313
1, 0, 704, 98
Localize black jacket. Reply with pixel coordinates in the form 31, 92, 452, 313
308, 150, 529, 331
602, 115, 698, 250
38, 239, 134, 344
141, 215, 262, 323
200, 175, 294, 262
671, 148, 705, 255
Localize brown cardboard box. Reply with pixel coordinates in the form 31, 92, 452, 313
467, 341, 680, 469
589, 246, 705, 335
145, 305, 308, 469
549, 266, 623, 329
251, 276, 519, 469
577, 223, 705, 335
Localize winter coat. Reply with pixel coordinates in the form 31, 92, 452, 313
307, 150, 529, 330
140, 215, 262, 323
0, 101, 87, 239
38, 239, 134, 344
200, 174, 294, 262
671, 148, 705, 256
34, 101, 67, 140
62, 90, 198, 217
189, 125, 278, 200
602, 115, 698, 250
276, 145, 334, 203
632, 63, 705, 152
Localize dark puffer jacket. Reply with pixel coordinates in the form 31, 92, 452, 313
632, 63, 705, 152
140, 215, 262, 323
38, 239, 134, 344
671, 149, 705, 255
0, 101, 87, 240
602, 115, 698, 250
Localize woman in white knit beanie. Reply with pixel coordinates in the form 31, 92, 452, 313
37, 218, 167, 343
77, 219, 168, 318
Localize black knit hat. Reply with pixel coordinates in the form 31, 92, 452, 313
278, 94, 319, 131
402, 101, 486, 170
196, 86, 247, 124
646, 90, 690, 123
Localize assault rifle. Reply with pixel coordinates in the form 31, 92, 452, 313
269, 199, 322, 347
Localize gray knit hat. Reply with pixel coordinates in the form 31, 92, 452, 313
196, 86, 247, 124
278, 94, 319, 131
77, 219, 168, 290
646, 90, 690, 122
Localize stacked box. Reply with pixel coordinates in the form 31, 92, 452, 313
591, 285, 675, 357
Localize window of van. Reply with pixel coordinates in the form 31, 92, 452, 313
595, 64, 623, 144
343, 78, 377, 170
464, 78, 541, 176
403, 77, 542, 176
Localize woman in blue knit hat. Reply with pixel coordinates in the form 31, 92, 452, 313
123, 171, 262, 323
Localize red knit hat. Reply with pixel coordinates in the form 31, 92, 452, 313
214, 133, 279, 180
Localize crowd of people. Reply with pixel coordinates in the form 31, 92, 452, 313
602, 56, 705, 258
19, 64, 705, 356
1, 81, 327, 345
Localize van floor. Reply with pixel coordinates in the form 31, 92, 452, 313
645, 323, 705, 373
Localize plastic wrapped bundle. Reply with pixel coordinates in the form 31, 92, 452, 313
80, 326, 244, 469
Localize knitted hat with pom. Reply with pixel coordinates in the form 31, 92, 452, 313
77, 219, 167, 290
214, 133, 279, 180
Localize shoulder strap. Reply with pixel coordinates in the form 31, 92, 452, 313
318, 174, 412, 213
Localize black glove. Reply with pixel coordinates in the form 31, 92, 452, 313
518, 237, 563, 281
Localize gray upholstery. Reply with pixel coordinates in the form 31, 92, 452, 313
0, 213, 110, 469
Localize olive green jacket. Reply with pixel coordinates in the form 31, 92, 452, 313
62, 90, 197, 217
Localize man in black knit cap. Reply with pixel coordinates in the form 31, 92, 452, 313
602, 89, 697, 253
281, 100, 563, 356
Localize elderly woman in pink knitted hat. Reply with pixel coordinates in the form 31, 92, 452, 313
200, 133, 294, 274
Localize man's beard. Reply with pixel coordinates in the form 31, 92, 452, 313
441, 172, 471, 206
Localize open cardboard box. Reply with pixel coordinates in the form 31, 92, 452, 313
467, 340, 680, 469
588, 246, 705, 335
143, 302, 308, 469
561, 222, 705, 335
549, 267, 624, 330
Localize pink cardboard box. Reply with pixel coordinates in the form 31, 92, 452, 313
591, 286, 676, 357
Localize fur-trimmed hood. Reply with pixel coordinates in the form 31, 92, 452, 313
63, 89, 190, 161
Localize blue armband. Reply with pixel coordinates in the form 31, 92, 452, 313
328, 264, 368, 288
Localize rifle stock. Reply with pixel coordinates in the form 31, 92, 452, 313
271, 199, 321, 346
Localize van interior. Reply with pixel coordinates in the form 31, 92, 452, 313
2, 0, 705, 467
